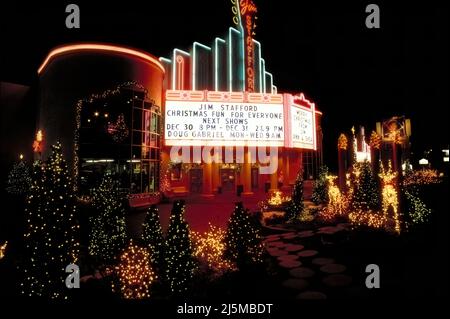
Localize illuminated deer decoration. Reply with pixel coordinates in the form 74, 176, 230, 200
326, 175, 345, 215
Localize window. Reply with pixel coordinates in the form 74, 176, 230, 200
78, 85, 161, 195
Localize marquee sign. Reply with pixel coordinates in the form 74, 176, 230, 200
164, 90, 318, 150
283, 93, 317, 150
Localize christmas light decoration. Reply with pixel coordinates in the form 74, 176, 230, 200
326, 175, 345, 214
352, 161, 380, 210
159, 167, 171, 194
285, 171, 304, 221
165, 200, 196, 293
36, 130, 43, 142
346, 173, 351, 188
33, 130, 44, 154
298, 209, 315, 222
141, 205, 165, 270
352, 163, 361, 185
404, 188, 432, 225
89, 174, 127, 264
379, 161, 400, 234
191, 224, 236, 274
267, 191, 291, 206
369, 131, 381, 150
312, 165, 329, 204
0, 241, 7, 260
224, 202, 263, 268
403, 169, 441, 186
5, 158, 31, 196
21, 160, 45, 297
268, 193, 282, 206
338, 134, 348, 150
113, 240, 156, 299
21, 143, 79, 299
108, 113, 129, 143
73, 81, 146, 191
348, 210, 387, 229
318, 175, 352, 222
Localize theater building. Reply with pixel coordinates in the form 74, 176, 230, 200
36, 1, 323, 206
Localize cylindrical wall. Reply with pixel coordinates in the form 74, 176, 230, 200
37, 44, 164, 176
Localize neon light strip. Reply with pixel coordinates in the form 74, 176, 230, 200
260, 58, 266, 93
265, 72, 273, 94
239, 26, 245, 92
283, 93, 292, 148
159, 58, 172, 88
236, 0, 243, 28
159, 57, 171, 64
228, 27, 241, 92
192, 42, 211, 91
214, 38, 226, 91
272, 85, 277, 94
311, 102, 317, 151
38, 43, 165, 74
236, 0, 245, 90
252, 40, 262, 93
172, 49, 190, 90
177, 57, 184, 90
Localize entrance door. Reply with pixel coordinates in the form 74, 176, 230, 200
189, 168, 202, 193
220, 169, 236, 192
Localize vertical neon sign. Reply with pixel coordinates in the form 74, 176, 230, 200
241, 0, 257, 92
231, 0, 257, 92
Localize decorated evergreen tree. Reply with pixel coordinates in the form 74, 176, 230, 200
21, 142, 79, 299
224, 202, 263, 269
404, 186, 432, 225
312, 165, 329, 205
165, 200, 196, 293
89, 174, 127, 264
141, 205, 165, 270
402, 164, 431, 225
285, 171, 305, 220
6, 158, 31, 196
21, 160, 47, 297
353, 161, 380, 210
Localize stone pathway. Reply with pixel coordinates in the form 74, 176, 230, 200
263, 222, 355, 299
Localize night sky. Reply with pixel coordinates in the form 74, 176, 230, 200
1, 0, 448, 170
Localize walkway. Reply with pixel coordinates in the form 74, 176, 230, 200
127, 189, 270, 237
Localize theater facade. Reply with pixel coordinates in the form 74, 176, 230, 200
36, 2, 322, 206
